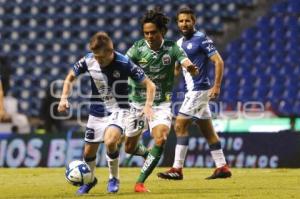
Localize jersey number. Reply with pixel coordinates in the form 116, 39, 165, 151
134, 119, 145, 130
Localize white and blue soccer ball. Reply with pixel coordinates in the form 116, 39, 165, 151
65, 160, 93, 186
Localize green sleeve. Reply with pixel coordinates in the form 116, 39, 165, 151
126, 44, 139, 64
173, 43, 188, 64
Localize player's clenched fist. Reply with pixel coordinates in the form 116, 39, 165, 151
57, 98, 70, 112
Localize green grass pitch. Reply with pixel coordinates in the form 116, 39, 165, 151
0, 168, 299, 199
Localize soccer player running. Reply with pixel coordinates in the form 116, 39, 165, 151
124, 9, 198, 192
57, 32, 155, 195
157, 7, 232, 180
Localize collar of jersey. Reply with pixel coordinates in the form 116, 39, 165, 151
145, 39, 165, 52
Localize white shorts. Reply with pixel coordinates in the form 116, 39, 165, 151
125, 102, 172, 137
179, 90, 212, 120
85, 109, 129, 143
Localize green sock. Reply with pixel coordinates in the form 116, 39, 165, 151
134, 143, 149, 158
137, 145, 163, 183
123, 143, 149, 167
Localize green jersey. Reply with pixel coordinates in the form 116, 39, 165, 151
126, 39, 188, 105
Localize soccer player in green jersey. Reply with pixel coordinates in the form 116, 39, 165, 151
124, 8, 198, 192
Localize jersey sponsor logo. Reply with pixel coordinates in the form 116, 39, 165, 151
187, 43, 193, 50
150, 65, 160, 73
74, 58, 85, 72
202, 39, 213, 44
138, 58, 148, 65
162, 54, 171, 65
113, 70, 120, 78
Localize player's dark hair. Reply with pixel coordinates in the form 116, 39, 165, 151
141, 7, 169, 36
89, 31, 113, 52
176, 6, 196, 23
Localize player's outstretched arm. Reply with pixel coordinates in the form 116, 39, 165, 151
57, 70, 76, 112
140, 77, 156, 121
181, 59, 199, 76
208, 52, 224, 100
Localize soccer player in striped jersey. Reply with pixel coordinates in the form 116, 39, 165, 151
124, 8, 198, 192
58, 32, 155, 194
157, 7, 232, 180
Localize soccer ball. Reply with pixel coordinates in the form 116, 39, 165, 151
65, 160, 93, 186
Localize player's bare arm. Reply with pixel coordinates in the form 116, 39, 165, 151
174, 62, 181, 77
58, 70, 76, 112
208, 52, 224, 100
139, 77, 156, 121
0, 82, 10, 122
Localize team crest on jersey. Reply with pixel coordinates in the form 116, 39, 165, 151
113, 70, 120, 78
187, 43, 193, 50
162, 54, 171, 65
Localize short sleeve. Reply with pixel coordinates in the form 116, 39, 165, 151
72, 57, 88, 76
199, 35, 217, 57
126, 44, 139, 64
173, 43, 188, 64
127, 60, 146, 83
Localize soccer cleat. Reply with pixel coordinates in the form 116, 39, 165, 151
206, 165, 232, 180
107, 177, 120, 193
157, 167, 183, 180
76, 177, 98, 195
134, 183, 150, 193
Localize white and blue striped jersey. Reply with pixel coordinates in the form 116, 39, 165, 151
73, 51, 146, 117
177, 31, 217, 91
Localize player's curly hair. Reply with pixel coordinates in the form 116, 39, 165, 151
141, 7, 169, 36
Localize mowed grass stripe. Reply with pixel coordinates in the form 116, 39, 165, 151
0, 168, 299, 199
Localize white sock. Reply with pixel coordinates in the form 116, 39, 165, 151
106, 154, 119, 179
172, 144, 188, 169
210, 149, 226, 168
85, 159, 96, 181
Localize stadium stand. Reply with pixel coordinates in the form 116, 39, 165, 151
220, 0, 300, 116
0, 0, 298, 121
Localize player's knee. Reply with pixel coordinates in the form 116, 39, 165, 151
105, 137, 118, 149
154, 136, 166, 146
154, 131, 168, 146
174, 122, 186, 136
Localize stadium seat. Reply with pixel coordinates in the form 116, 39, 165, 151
1, 0, 297, 117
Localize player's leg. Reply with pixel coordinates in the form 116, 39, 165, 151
135, 105, 172, 192
157, 114, 192, 180
125, 134, 148, 158
83, 142, 99, 181
195, 119, 231, 179
76, 115, 106, 195
77, 142, 99, 195
124, 106, 149, 158
104, 125, 122, 193
157, 91, 197, 180
135, 124, 169, 192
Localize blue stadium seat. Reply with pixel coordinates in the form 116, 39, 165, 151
2, 0, 298, 117
271, 1, 288, 13
287, 0, 300, 13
